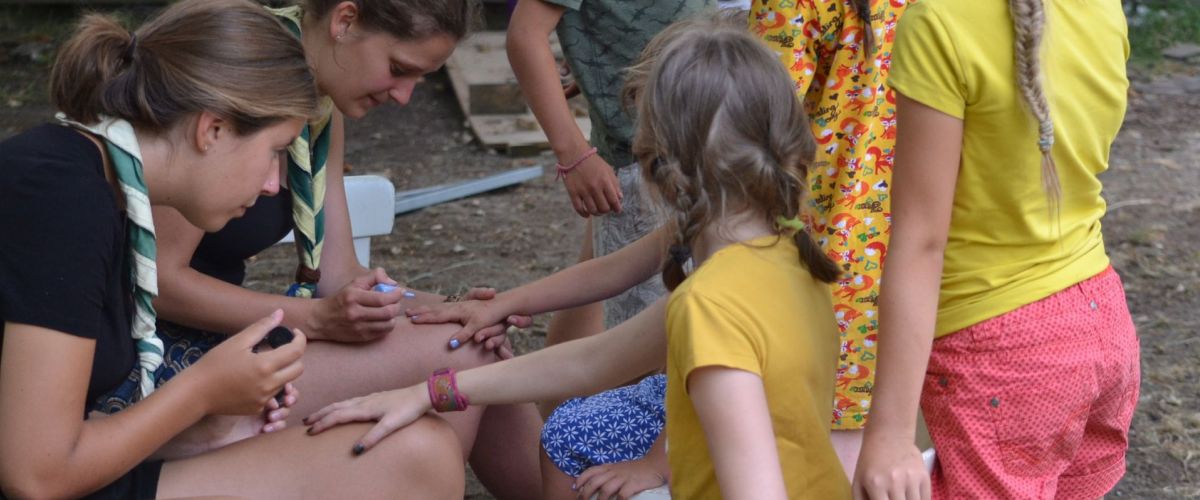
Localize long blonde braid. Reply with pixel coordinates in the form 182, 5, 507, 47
1009, 0, 1062, 212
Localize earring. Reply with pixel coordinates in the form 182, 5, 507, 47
203, 144, 210, 152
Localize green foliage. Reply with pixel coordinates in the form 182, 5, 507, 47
1125, 0, 1200, 66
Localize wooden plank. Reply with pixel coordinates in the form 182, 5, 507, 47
446, 31, 527, 115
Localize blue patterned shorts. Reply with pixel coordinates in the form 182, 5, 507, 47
540, 374, 666, 477
92, 322, 225, 414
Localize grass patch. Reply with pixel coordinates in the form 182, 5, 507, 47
1126, 0, 1200, 67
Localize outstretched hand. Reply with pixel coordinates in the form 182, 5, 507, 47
574, 458, 668, 500
303, 385, 430, 455
407, 288, 533, 356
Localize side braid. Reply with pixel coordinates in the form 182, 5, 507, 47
1009, 0, 1062, 213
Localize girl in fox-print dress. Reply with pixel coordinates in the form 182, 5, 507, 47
753, 0, 911, 479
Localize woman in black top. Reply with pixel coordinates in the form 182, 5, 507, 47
0, 1, 463, 498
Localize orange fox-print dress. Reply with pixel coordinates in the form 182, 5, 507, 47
752, 0, 910, 430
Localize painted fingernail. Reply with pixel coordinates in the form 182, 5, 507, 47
571, 483, 577, 491
449, 338, 461, 349
373, 283, 398, 293
403, 291, 417, 298
306, 426, 315, 435
409, 315, 419, 321
352, 444, 365, 456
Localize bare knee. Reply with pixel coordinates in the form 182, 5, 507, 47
369, 416, 465, 498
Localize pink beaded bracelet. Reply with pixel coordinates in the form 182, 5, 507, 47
555, 146, 599, 180
427, 368, 470, 412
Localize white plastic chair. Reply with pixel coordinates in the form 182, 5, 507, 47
276, 175, 395, 267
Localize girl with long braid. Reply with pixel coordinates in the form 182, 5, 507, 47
855, 0, 1138, 498
306, 22, 852, 499
0, 1, 463, 497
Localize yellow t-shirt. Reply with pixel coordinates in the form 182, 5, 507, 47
665, 236, 848, 499
889, 0, 1128, 336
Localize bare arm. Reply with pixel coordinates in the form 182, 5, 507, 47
153, 122, 407, 343
408, 225, 668, 344
690, 367, 787, 500
0, 315, 302, 498
305, 297, 668, 452
508, 0, 622, 217
853, 93, 962, 500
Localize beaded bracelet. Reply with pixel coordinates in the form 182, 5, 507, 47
427, 368, 470, 412
555, 146, 599, 180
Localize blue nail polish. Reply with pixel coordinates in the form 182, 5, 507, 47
403, 291, 416, 298
373, 283, 398, 293
449, 338, 461, 349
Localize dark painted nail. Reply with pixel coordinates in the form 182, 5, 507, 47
306, 426, 315, 435
352, 444, 365, 456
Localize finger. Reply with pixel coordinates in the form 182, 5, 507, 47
576, 466, 602, 489
267, 407, 290, 423
473, 323, 506, 343
371, 267, 396, 287
571, 193, 589, 219
484, 335, 504, 351
605, 180, 623, 214
283, 383, 300, 408
354, 418, 404, 455
304, 398, 354, 426
580, 471, 614, 500
506, 314, 533, 328
582, 192, 600, 217
907, 478, 922, 500
462, 287, 496, 301
920, 473, 931, 500
497, 344, 514, 360
405, 304, 462, 323
592, 188, 612, 215
345, 300, 403, 322
236, 309, 284, 349
307, 403, 375, 435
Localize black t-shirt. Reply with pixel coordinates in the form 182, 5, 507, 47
190, 185, 293, 286
0, 123, 137, 407
0, 124, 163, 499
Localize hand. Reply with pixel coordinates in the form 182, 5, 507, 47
407, 294, 533, 352
574, 459, 668, 500
562, 153, 622, 218
309, 268, 410, 342
853, 436, 931, 500
303, 384, 430, 455
189, 310, 306, 416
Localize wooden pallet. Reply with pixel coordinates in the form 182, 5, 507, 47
445, 31, 590, 156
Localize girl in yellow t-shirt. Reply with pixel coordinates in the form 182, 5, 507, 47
304, 20, 852, 500
754, 0, 911, 478
856, 1, 1139, 499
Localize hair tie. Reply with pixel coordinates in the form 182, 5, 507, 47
122, 33, 138, 64
775, 215, 808, 233
1037, 120, 1054, 152
669, 244, 691, 265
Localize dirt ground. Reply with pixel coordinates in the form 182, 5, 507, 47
2, 30, 1197, 500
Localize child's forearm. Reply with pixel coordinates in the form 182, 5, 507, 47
507, 1, 590, 162
498, 226, 668, 316
457, 297, 667, 405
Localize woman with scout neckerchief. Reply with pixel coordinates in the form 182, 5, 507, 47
142, 0, 542, 496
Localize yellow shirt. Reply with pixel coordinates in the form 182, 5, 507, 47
665, 236, 849, 499
889, 0, 1128, 336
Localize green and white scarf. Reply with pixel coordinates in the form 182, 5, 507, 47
58, 114, 164, 399
271, 6, 332, 298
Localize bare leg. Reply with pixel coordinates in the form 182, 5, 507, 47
539, 219, 605, 419
831, 428, 865, 481
470, 403, 544, 499
294, 302, 543, 499
157, 417, 464, 499
541, 447, 578, 500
